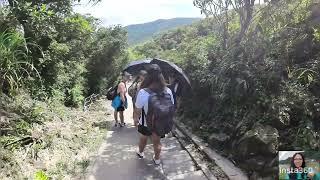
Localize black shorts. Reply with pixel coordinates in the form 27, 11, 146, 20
138, 125, 152, 136
137, 125, 165, 138
116, 106, 125, 112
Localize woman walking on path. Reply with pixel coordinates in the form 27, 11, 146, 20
112, 74, 128, 127
133, 64, 175, 165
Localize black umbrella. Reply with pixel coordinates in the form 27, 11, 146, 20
150, 58, 191, 95
123, 58, 152, 75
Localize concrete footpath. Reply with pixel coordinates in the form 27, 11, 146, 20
85, 93, 208, 180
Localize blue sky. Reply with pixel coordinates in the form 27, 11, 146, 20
73, 0, 203, 26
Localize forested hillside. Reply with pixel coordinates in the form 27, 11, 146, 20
131, 0, 320, 178
125, 17, 201, 45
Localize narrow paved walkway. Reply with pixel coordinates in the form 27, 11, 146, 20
86, 92, 207, 180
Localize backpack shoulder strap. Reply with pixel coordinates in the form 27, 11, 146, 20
141, 88, 152, 126
115, 81, 120, 89
142, 108, 146, 125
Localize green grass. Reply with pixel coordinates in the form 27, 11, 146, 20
0, 31, 40, 93
0, 94, 112, 179
279, 172, 287, 180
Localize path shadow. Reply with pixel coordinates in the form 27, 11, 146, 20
87, 125, 167, 180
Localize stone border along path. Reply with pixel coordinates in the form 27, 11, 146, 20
84, 90, 209, 180
173, 120, 249, 180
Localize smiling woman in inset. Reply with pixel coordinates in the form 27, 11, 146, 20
284, 152, 318, 180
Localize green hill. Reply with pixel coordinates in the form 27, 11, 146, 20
125, 17, 201, 45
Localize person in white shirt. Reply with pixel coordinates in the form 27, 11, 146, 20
133, 64, 174, 165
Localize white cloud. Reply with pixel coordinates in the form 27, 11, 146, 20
73, 0, 202, 26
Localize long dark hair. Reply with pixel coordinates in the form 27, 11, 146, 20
140, 64, 166, 93
289, 153, 307, 180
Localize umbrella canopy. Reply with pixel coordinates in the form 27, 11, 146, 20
123, 58, 192, 96
123, 58, 152, 75
150, 58, 191, 95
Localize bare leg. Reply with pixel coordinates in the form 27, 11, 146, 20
119, 111, 124, 124
152, 132, 161, 160
132, 98, 135, 118
138, 135, 148, 153
114, 111, 118, 125
132, 107, 137, 126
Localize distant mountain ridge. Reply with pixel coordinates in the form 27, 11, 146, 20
125, 17, 201, 45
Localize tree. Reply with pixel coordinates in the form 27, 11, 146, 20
193, 0, 272, 45
86, 26, 129, 95
1, 0, 128, 106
